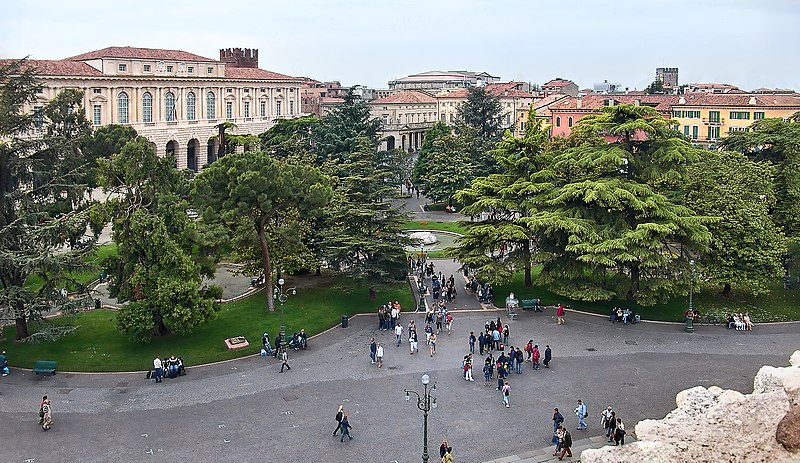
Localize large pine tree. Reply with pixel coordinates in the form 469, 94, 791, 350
526, 104, 712, 305
0, 60, 95, 340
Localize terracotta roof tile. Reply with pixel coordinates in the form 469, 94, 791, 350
674, 93, 800, 107
551, 94, 678, 112
0, 59, 103, 77
543, 79, 574, 88
69, 46, 216, 62
223, 67, 301, 81
371, 90, 437, 104
436, 82, 535, 100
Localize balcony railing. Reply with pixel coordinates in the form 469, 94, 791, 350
702, 117, 724, 126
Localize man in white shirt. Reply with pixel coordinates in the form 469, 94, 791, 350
153, 356, 163, 383
602, 405, 615, 439
575, 399, 588, 430
376, 342, 384, 368
395, 323, 403, 347
390, 306, 399, 329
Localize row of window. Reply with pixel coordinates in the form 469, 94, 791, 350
118, 63, 213, 75
101, 91, 294, 126
680, 125, 720, 140
554, 116, 573, 128
673, 110, 767, 121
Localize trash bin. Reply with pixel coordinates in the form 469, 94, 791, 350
95, 298, 101, 310
341, 315, 349, 328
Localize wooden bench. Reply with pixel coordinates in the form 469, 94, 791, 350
33, 360, 57, 376
521, 299, 542, 311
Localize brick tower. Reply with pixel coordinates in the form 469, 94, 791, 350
219, 48, 258, 68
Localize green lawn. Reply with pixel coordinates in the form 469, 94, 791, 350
0, 275, 412, 372
493, 268, 800, 323
401, 221, 467, 235
25, 243, 118, 292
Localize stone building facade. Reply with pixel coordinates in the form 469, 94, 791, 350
369, 90, 438, 152
2, 46, 303, 171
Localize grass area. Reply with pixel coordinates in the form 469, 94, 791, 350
25, 243, 118, 292
401, 221, 467, 235
493, 267, 800, 323
0, 274, 413, 372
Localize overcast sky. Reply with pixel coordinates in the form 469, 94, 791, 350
2, 0, 798, 91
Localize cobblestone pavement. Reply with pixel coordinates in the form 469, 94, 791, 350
1, 307, 798, 463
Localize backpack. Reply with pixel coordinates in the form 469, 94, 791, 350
335, 411, 343, 422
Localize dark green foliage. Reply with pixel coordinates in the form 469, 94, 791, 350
312, 91, 381, 165
456, 86, 503, 141
81, 124, 138, 187
523, 104, 712, 305
96, 138, 223, 341
0, 59, 95, 340
320, 138, 411, 298
720, 116, 800, 244
449, 115, 552, 286
192, 151, 332, 310
685, 151, 786, 296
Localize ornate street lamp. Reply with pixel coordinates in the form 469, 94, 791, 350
273, 277, 296, 338
685, 260, 695, 333
404, 374, 438, 463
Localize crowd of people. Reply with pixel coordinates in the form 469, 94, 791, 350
150, 355, 186, 383
609, 307, 638, 324
727, 313, 754, 330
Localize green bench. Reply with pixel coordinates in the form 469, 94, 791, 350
33, 360, 57, 376
521, 299, 542, 311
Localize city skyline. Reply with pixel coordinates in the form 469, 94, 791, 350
2, 0, 799, 91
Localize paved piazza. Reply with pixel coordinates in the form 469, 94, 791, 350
1, 308, 798, 463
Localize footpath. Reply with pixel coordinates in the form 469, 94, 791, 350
484, 435, 638, 463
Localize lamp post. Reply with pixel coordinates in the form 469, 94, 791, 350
405, 374, 437, 463
273, 277, 296, 338
685, 260, 695, 333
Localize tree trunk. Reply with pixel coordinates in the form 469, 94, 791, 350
152, 313, 169, 337
315, 266, 321, 276
628, 265, 640, 300
448, 195, 453, 207
14, 316, 29, 340
368, 285, 376, 300
217, 125, 226, 158
523, 240, 532, 287
722, 283, 732, 298
255, 219, 275, 311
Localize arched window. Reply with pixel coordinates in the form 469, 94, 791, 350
568, 117, 573, 128
142, 92, 153, 123
186, 92, 196, 121
555, 116, 561, 127
206, 92, 216, 119
117, 91, 129, 124
165, 92, 176, 121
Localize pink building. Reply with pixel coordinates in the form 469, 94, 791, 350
549, 94, 676, 139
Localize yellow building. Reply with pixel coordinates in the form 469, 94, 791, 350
670, 93, 800, 148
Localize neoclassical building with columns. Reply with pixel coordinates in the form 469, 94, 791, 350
2, 46, 302, 171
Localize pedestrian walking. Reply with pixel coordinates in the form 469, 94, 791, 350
376, 342, 384, 368
441, 446, 453, 463
153, 356, 163, 383
332, 405, 344, 436
468, 331, 476, 354
614, 418, 626, 445
339, 414, 353, 441
395, 323, 404, 347
496, 362, 506, 390
439, 439, 449, 460
553, 424, 565, 456
1, 350, 8, 376
575, 399, 588, 430
429, 333, 437, 356
503, 324, 510, 345
279, 348, 291, 372
483, 359, 492, 386
552, 408, 565, 444
515, 348, 524, 374
478, 332, 486, 355
445, 312, 453, 335
556, 426, 573, 460
532, 345, 541, 370
378, 305, 387, 330
409, 330, 419, 355
492, 328, 501, 351
463, 355, 474, 381
601, 406, 615, 441
370, 337, 377, 364
557, 304, 566, 325
543, 345, 552, 368
38, 395, 47, 425
501, 380, 511, 408
424, 323, 433, 345
524, 340, 533, 362
40, 399, 53, 431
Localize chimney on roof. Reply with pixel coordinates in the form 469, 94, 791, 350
679, 96, 686, 105
748, 96, 757, 105
634, 98, 641, 106
219, 47, 259, 68
576, 98, 582, 109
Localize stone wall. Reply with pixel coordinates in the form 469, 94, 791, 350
582, 351, 800, 463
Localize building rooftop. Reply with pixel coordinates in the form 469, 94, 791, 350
224, 67, 300, 81
69, 46, 217, 62
436, 82, 536, 99
550, 94, 678, 112
543, 78, 575, 88
370, 90, 436, 104
674, 93, 800, 107
0, 58, 103, 77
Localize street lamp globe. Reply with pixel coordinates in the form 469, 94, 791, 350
421, 374, 430, 385
278, 278, 285, 286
